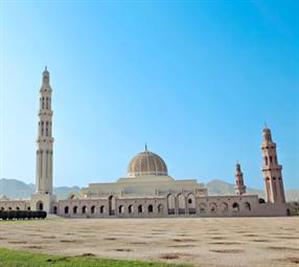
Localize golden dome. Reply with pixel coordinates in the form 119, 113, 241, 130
127, 145, 168, 177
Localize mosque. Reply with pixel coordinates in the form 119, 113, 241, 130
0, 69, 288, 217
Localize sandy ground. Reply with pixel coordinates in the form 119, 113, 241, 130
0, 217, 298, 267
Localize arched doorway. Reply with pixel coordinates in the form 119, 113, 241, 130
187, 193, 196, 214
177, 194, 186, 215
91, 206, 96, 214
37, 201, 43, 211
118, 205, 124, 214
108, 196, 115, 216
232, 202, 240, 212
157, 204, 164, 214
100, 205, 105, 214
138, 205, 143, 214
64, 206, 69, 214
128, 205, 133, 214
167, 194, 175, 215
148, 204, 153, 213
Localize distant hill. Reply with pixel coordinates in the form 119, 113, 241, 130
206, 179, 265, 198
0, 178, 80, 200
206, 179, 299, 202
0, 178, 298, 202
0, 179, 35, 200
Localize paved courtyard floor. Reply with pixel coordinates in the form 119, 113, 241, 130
0, 217, 298, 267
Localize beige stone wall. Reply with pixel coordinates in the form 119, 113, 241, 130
55, 194, 287, 218
0, 193, 287, 217
81, 175, 208, 198
0, 200, 31, 211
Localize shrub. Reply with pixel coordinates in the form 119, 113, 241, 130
0, 210, 47, 220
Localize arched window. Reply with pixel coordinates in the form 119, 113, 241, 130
82, 206, 87, 214
100, 205, 105, 214
0, 207, 4, 211
41, 121, 44, 136
188, 198, 192, 204
270, 156, 273, 163
148, 204, 153, 213
46, 121, 49, 136
8, 207, 12, 210
73, 206, 78, 214
118, 205, 124, 214
46, 97, 48, 109
91, 206, 96, 214
27, 207, 31, 211
42, 97, 45, 109
264, 156, 268, 165
16, 207, 20, 210
157, 204, 163, 214
232, 202, 240, 212
64, 206, 69, 214
128, 205, 133, 214
53, 206, 57, 214
138, 205, 143, 213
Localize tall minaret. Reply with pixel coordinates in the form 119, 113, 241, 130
261, 127, 285, 203
234, 163, 246, 195
36, 67, 54, 194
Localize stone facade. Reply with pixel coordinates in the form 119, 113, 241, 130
51, 194, 287, 218
0, 69, 288, 218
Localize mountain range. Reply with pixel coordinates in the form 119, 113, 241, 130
0, 178, 298, 202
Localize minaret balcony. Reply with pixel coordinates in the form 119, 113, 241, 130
38, 110, 53, 116
36, 137, 54, 144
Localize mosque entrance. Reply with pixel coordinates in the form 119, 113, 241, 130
36, 201, 44, 211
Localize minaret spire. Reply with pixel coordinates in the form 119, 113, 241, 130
261, 126, 286, 203
36, 68, 54, 195
234, 163, 246, 195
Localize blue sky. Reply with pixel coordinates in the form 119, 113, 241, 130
0, 1, 298, 189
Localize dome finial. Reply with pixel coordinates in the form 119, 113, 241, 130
145, 142, 148, 151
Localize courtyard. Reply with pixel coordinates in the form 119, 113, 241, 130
0, 217, 298, 266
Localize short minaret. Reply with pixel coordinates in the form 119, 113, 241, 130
36, 67, 54, 194
234, 163, 246, 195
261, 127, 286, 203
